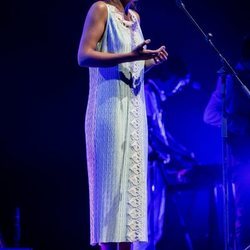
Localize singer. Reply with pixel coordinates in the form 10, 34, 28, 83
77, 0, 168, 250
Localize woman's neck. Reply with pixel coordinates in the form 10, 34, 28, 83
109, 0, 131, 14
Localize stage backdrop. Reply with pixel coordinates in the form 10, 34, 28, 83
0, 0, 249, 249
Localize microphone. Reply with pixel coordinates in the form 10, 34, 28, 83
172, 74, 201, 94
172, 79, 189, 94
172, 74, 191, 94
176, 0, 185, 9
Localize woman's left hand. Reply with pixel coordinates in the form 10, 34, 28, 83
153, 46, 168, 65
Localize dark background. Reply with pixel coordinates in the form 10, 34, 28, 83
0, 0, 249, 249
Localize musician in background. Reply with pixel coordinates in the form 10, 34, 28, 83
203, 35, 250, 250
141, 63, 197, 249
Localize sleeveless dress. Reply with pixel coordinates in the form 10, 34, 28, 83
85, 3, 148, 245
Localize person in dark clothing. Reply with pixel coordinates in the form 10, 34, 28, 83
203, 36, 250, 250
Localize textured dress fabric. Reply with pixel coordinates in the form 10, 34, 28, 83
85, 3, 148, 245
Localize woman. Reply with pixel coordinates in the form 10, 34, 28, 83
77, 0, 168, 249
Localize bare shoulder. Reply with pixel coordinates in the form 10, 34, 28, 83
87, 1, 108, 19
130, 9, 140, 23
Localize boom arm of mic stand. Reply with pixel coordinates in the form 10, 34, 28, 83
177, 0, 250, 98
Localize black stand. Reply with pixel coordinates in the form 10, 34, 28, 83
220, 68, 231, 250
176, 1, 250, 250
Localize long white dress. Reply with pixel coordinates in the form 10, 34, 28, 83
85, 3, 148, 245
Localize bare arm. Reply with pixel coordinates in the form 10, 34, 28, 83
77, 1, 167, 68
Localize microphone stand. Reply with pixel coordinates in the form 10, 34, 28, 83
176, 0, 250, 99
175, 1, 250, 250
